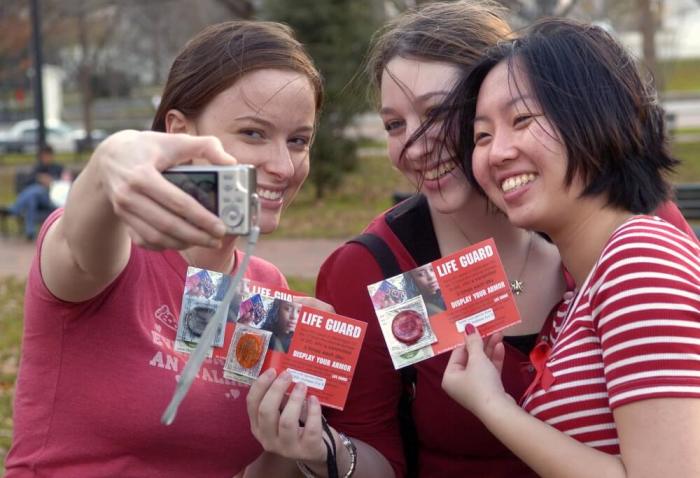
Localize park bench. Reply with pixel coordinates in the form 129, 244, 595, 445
675, 183, 700, 238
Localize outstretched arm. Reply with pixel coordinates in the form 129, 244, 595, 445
41, 130, 235, 302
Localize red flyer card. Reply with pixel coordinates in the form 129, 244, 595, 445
177, 268, 366, 410
366, 238, 521, 369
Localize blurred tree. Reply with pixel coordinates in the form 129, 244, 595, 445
261, 0, 382, 199
0, 1, 32, 116
637, 0, 661, 89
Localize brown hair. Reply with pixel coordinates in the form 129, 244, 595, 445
365, 0, 511, 103
152, 20, 323, 131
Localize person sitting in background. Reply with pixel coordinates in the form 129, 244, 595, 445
7, 145, 66, 239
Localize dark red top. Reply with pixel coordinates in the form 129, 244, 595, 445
318, 195, 543, 477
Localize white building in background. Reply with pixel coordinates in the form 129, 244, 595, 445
42, 65, 64, 122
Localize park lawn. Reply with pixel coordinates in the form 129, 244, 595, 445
662, 58, 700, 92
0, 277, 24, 471
1, 138, 700, 238
673, 141, 700, 182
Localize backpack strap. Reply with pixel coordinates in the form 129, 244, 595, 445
348, 232, 419, 477
348, 233, 417, 384
348, 233, 402, 277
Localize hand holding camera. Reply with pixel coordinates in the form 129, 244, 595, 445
94, 130, 239, 250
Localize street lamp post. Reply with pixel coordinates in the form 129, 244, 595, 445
29, 0, 46, 160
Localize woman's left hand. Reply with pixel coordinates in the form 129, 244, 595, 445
441, 326, 512, 416
292, 296, 336, 314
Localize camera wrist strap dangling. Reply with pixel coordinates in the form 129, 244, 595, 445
161, 199, 261, 425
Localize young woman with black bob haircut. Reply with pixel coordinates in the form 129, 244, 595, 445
439, 18, 700, 477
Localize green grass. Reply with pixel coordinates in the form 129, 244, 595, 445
286, 276, 316, 295
673, 141, 700, 182
0, 151, 91, 167
2, 138, 700, 237
276, 154, 413, 238
0, 277, 25, 472
662, 58, 700, 92
0, 150, 412, 239
676, 127, 700, 136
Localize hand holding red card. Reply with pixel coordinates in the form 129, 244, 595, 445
367, 238, 521, 369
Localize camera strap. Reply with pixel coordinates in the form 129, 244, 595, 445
161, 224, 261, 426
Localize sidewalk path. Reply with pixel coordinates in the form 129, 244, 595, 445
0, 236, 346, 280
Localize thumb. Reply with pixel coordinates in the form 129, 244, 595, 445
464, 323, 486, 359
293, 296, 335, 314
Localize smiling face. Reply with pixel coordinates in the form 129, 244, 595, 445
380, 57, 473, 214
471, 60, 586, 234
168, 68, 316, 234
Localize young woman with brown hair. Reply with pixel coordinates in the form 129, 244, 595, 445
5, 20, 322, 477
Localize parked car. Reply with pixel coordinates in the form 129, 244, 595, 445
0, 119, 108, 154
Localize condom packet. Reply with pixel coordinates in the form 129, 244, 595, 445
223, 324, 272, 384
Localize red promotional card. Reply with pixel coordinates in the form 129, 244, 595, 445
177, 268, 366, 410
367, 238, 521, 369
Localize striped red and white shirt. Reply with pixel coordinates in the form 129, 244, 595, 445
522, 216, 700, 454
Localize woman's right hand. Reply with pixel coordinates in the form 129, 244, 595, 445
246, 369, 329, 464
94, 130, 236, 250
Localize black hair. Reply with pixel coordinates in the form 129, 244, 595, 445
261, 299, 291, 335
435, 18, 678, 213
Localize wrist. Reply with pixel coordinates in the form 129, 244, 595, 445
476, 392, 519, 426
297, 426, 357, 478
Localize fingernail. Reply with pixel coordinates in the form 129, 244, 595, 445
465, 323, 476, 335
308, 395, 319, 406
280, 370, 292, 381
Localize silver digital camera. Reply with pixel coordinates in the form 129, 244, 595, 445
163, 165, 258, 235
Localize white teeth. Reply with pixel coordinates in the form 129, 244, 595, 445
257, 188, 284, 200
424, 161, 456, 180
501, 173, 536, 193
